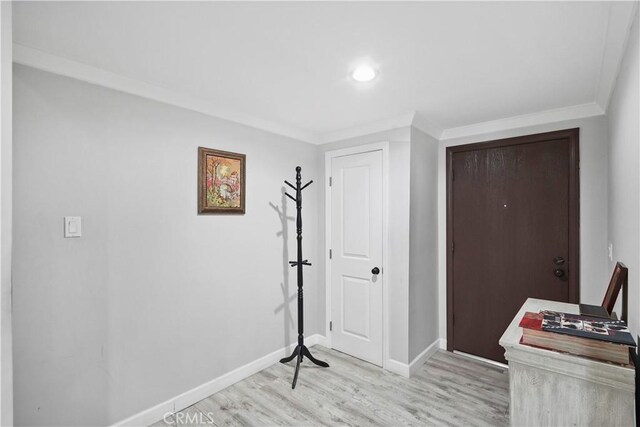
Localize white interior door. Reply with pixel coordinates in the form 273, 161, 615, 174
330, 150, 383, 366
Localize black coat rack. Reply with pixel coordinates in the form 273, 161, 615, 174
279, 166, 329, 389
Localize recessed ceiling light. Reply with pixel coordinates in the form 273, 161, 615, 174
352, 65, 377, 82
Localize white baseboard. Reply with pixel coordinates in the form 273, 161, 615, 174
384, 358, 410, 378
112, 334, 326, 427
314, 334, 328, 348
384, 338, 442, 379
438, 338, 447, 350
409, 338, 442, 376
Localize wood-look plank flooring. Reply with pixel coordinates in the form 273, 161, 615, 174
151, 346, 509, 426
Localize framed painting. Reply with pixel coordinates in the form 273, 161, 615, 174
198, 147, 246, 214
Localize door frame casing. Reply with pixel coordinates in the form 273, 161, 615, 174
324, 141, 390, 368
446, 128, 580, 352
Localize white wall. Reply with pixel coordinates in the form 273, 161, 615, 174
607, 9, 639, 338
12, 65, 320, 426
437, 115, 610, 344
318, 127, 412, 364
408, 127, 439, 361
0, 3, 13, 425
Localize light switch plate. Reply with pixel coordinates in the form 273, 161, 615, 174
64, 216, 82, 238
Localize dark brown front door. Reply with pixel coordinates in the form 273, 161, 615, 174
447, 129, 579, 363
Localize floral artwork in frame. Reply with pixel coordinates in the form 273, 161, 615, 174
198, 147, 246, 214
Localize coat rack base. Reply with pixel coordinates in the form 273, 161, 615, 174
280, 344, 329, 389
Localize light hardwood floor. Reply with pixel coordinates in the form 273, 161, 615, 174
152, 346, 509, 426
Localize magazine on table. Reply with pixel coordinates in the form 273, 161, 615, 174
539, 310, 636, 347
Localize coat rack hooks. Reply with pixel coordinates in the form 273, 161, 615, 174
279, 166, 329, 389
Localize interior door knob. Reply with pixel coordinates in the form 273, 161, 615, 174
371, 267, 380, 275
554, 269, 565, 278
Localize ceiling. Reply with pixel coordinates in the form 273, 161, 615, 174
11, 2, 637, 143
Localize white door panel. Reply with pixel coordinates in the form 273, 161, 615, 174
330, 150, 383, 366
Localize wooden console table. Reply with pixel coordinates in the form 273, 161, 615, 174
499, 298, 635, 426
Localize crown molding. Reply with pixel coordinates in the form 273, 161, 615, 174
319, 111, 416, 144
595, 1, 638, 112
439, 102, 605, 141
14, 1, 634, 149
13, 43, 427, 146
12, 43, 320, 144
318, 111, 443, 144
411, 113, 444, 140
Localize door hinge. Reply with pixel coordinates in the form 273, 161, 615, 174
329, 176, 332, 187
329, 249, 332, 259
452, 242, 455, 253
329, 321, 333, 331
